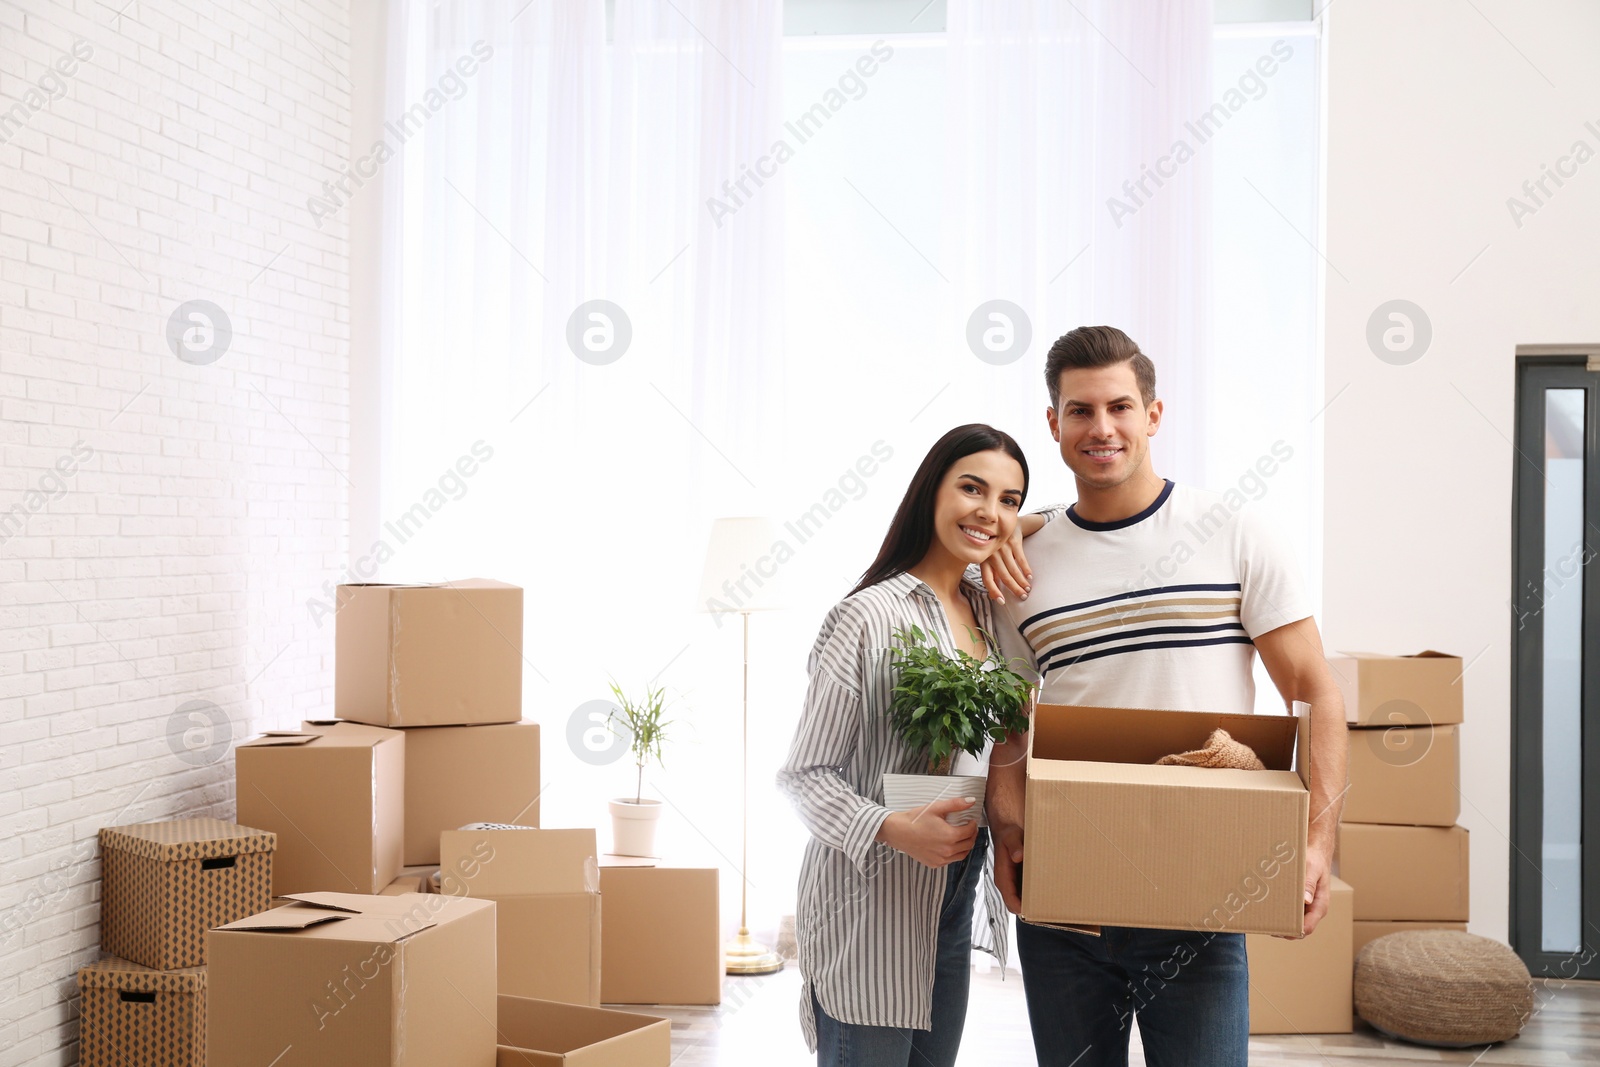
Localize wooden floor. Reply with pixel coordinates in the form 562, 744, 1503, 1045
638, 963, 1600, 1065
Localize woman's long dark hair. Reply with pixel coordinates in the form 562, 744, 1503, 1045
849, 423, 1029, 597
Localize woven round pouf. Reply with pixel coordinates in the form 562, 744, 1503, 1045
1354, 930, 1534, 1047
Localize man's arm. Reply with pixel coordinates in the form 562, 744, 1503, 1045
986, 728, 1028, 914
1254, 616, 1348, 938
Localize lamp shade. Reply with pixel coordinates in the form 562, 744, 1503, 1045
697, 517, 788, 614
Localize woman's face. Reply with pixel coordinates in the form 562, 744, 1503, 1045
925, 448, 1026, 569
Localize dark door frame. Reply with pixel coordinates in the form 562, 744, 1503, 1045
1510, 345, 1600, 979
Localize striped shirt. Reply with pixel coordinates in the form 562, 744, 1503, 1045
776, 571, 1026, 1049
997, 481, 1312, 712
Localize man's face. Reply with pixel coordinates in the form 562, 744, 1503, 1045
1046, 364, 1163, 490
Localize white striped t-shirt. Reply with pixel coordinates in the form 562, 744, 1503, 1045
998, 481, 1312, 712
776, 571, 1027, 1050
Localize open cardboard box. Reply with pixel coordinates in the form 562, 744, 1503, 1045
496, 995, 669, 1066
208, 891, 498, 1066
1021, 703, 1309, 937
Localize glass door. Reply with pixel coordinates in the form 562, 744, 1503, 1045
1512, 355, 1600, 978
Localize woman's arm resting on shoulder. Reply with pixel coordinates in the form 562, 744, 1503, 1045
980, 512, 1049, 603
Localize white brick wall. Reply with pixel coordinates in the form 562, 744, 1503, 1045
0, 1, 349, 1062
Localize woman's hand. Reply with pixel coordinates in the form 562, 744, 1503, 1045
875, 797, 980, 868
980, 521, 1035, 604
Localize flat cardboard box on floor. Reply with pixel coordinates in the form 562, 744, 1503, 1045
1021, 704, 1309, 937
1344, 723, 1460, 826
1353, 919, 1468, 957
1328, 651, 1463, 726
336, 579, 523, 727
99, 818, 275, 970
235, 721, 404, 896
401, 721, 541, 864
1337, 823, 1470, 921
1246, 877, 1353, 1034
496, 996, 670, 1067
598, 866, 720, 1005
207, 892, 497, 1067
440, 828, 601, 1007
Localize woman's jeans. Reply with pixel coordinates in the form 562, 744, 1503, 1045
813, 830, 989, 1067
1015, 920, 1250, 1066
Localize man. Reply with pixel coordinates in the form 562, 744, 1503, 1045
978, 325, 1348, 1066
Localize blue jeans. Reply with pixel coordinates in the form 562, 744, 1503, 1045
1016, 921, 1249, 1067
814, 830, 989, 1067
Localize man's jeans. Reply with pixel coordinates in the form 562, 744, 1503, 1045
1016, 920, 1249, 1067
813, 830, 989, 1067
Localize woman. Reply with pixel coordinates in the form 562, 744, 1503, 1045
776, 423, 1035, 1067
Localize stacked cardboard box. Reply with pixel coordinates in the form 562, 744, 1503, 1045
1247, 877, 1354, 1034
231, 581, 542, 898
79, 819, 276, 1067
1331, 652, 1470, 933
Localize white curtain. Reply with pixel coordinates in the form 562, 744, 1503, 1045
944, 0, 1214, 483
377, 1, 1245, 946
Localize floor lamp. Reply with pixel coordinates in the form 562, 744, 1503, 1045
698, 517, 785, 976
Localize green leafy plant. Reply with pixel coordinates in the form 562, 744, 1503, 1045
607, 681, 673, 804
887, 625, 1033, 774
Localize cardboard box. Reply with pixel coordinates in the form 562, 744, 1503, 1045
440, 828, 601, 1006
1344, 724, 1460, 826
401, 721, 541, 865
496, 996, 670, 1066
1337, 823, 1469, 921
336, 580, 523, 727
77, 957, 205, 1067
1246, 877, 1353, 1034
208, 892, 497, 1067
1021, 704, 1309, 936
1328, 651, 1463, 726
598, 867, 720, 1005
1352, 919, 1468, 957
99, 818, 275, 970
235, 722, 404, 896
380, 876, 423, 896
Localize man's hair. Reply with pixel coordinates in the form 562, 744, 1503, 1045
1044, 326, 1158, 410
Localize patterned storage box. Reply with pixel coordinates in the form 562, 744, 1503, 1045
77, 957, 205, 1067
99, 819, 275, 970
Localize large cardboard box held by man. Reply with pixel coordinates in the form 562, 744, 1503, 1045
1327, 651, 1463, 726
1020, 704, 1309, 937
598, 865, 721, 1005
1246, 877, 1354, 1034
336, 579, 523, 727
235, 722, 403, 896
207, 892, 497, 1067
1343, 723, 1460, 826
440, 828, 601, 1007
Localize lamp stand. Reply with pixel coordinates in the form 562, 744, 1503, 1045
725, 610, 783, 975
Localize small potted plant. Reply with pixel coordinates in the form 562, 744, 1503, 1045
607, 681, 673, 857
882, 625, 1033, 824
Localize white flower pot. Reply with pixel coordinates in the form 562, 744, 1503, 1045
881, 774, 988, 826
609, 798, 664, 857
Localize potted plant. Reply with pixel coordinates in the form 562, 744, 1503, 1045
882, 624, 1033, 824
606, 681, 673, 857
